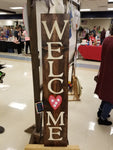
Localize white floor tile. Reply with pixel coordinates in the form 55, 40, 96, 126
0, 56, 113, 150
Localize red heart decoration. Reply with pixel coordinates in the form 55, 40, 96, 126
49, 95, 62, 110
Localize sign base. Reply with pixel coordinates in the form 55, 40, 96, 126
25, 145, 80, 150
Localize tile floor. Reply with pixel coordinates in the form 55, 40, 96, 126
0, 53, 113, 150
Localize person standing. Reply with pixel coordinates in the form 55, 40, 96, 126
91, 26, 96, 37
14, 26, 22, 54
95, 25, 113, 126
105, 28, 110, 37
100, 28, 106, 44
89, 32, 95, 45
23, 30, 30, 54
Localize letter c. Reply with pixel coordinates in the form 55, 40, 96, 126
48, 78, 64, 94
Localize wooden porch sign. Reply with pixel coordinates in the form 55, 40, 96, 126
41, 14, 69, 146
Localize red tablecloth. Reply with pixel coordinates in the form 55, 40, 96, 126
78, 45, 102, 61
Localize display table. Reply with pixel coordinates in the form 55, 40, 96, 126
0, 40, 24, 52
78, 45, 102, 61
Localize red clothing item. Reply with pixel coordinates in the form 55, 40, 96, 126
95, 36, 113, 104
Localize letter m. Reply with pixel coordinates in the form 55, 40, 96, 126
46, 111, 65, 126
42, 20, 68, 40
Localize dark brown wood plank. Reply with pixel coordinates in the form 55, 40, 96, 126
27, 0, 42, 134
41, 14, 69, 146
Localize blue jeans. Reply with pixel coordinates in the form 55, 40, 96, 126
99, 101, 113, 120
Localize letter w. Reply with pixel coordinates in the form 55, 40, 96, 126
42, 20, 68, 40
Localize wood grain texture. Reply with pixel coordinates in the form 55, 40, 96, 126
41, 14, 69, 146
27, 0, 42, 134
25, 144, 80, 150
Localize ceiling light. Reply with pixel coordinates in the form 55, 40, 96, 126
108, 8, 113, 10
108, 0, 113, 2
0, 12, 7, 15
80, 9, 91, 12
10, 7, 24, 10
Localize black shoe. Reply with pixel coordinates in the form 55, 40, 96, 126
98, 118, 112, 126
97, 110, 110, 118
0, 126, 5, 134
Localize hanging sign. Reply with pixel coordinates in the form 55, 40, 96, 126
41, 14, 69, 146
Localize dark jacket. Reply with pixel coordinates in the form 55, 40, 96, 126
14, 30, 21, 42
95, 36, 113, 104
101, 30, 106, 40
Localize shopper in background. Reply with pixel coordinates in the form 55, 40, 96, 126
91, 26, 96, 37
23, 30, 30, 54
11, 27, 15, 37
96, 26, 101, 41
95, 25, 113, 126
105, 28, 110, 37
14, 26, 22, 54
97, 26, 101, 35
100, 28, 106, 44
6, 26, 12, 37
84, 33, 89, 41
3, 26, 7, 36
89, 32, 95, 45
0, 26, 12, 39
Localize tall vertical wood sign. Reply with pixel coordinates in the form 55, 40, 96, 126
41, 14, 69, 146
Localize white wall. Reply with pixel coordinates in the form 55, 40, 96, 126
0, 18, 111, 30
0, 19, 23, 27
0, 20, 14, 26
81, 18, 111, 30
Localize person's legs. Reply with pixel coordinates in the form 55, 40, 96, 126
101, 102, 113, 120
17, 44, 22, 54
26, 41, 29, 54
98, 101, 113, 125
99, 101, 106, 110
97, 101, 110, 117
